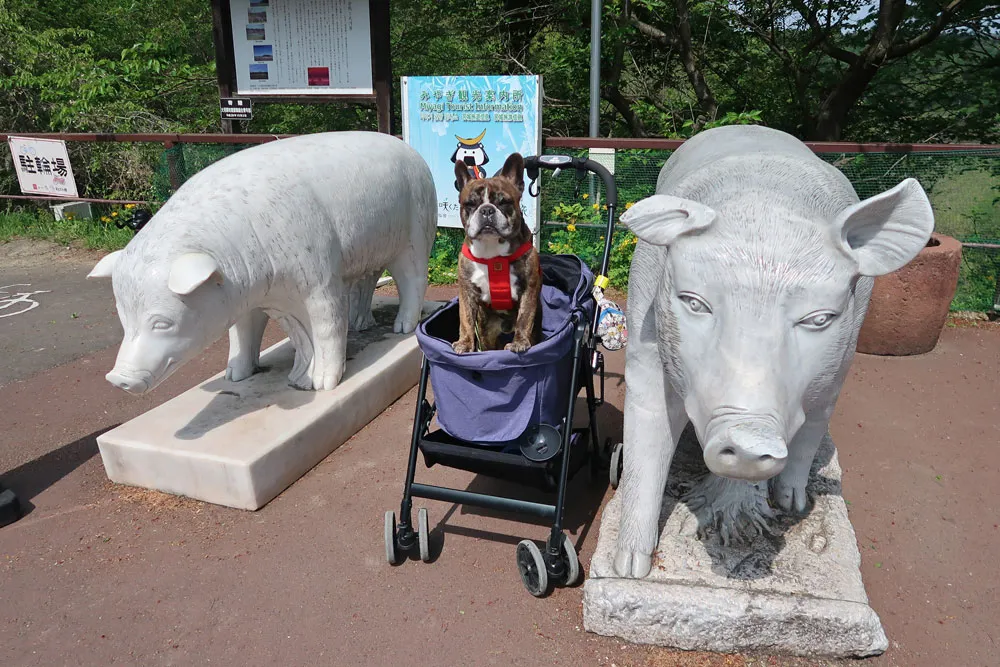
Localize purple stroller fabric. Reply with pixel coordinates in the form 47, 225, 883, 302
416, 255, 596, 444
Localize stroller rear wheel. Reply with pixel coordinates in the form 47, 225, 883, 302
516, 540, 549, 597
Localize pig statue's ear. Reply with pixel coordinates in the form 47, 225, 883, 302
87, 250, 122, 279
834, 178, 934, 277
619, 194, 716, 246
168, 253, 224, 295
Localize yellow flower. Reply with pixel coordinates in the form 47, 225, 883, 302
125, 203, 136, 209
111, 212, 118, 217
65, 213, 74, 220
592, 203, 599, 210
101, 216, 110, 222
625, 202, 634, 209
582, 193, 589, 200
602, 205, 608, 210
566, 224, 577, 232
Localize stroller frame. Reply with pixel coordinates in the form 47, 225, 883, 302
385, 155, 619, 597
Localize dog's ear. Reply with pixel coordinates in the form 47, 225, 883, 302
498, 153, 525, 194
455, 160, 473, 192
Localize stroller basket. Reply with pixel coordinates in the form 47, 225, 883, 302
415, 254, 596, 445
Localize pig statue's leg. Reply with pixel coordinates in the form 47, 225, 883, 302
299, 282, 350, 391
615, 310, 689, 578
226, 309, 269, 382
770, 408, 830, 514
388, 252, 428, 335
348, 272, 379, 332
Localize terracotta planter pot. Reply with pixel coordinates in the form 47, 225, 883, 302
856, 233, 962, 356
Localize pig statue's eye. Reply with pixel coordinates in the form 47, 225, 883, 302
797, 311, 838, 330
151, 318, 174, 331
678, 293, 712, 315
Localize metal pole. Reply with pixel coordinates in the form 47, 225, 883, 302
589, 0, 602, 137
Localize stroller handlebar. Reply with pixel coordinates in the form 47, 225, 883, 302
523, 155, 618, 209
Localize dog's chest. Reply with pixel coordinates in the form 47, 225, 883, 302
469, 262, 522, 307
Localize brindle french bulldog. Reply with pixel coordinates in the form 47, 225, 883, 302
452, 152, 542, 354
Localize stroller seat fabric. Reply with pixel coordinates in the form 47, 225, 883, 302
416, 254, 596, 445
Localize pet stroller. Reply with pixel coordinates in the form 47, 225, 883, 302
384, 155, 624, 597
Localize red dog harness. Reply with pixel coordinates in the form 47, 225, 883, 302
461, 241, 536, 311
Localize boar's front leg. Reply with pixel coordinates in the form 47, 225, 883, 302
615, 310, 688, 579
226, 309, 269, 382
770, 408, 830, 514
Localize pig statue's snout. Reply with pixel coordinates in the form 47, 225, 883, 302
703, 419, 788, 482
105, 368, 152, 396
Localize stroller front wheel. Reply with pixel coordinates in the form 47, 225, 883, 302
384, 510, 399, 565
417, 507, 431, 562
610, 441, 624, 490
516, 540, 549, 597
560, 533, 580, 586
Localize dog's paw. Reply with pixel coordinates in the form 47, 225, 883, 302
452, 339, 474, 354
504, 339, 531, 353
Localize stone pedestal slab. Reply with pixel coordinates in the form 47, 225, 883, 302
583, 432, 887, 658
97, 298, 443, 510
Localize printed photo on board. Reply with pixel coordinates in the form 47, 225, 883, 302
248, 7, 267, 23
245, 24, 265, 40
253, 45, 273, 62
249, 64, 269, 80
307, 67, 330, 87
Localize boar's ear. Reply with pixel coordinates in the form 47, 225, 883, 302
834, 178, 934, 277
619, 194, 716, 246
168, 253, 223, 295
87, 250, 122, 279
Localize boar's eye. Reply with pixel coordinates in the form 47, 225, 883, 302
797, 311, 838, 330
151, 318, 174, 331
678, 292, 712, 315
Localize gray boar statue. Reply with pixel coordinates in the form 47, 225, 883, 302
614, 125, 934, 578
88, 131, 437, 394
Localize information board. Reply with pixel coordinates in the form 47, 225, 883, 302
229, 0, 374, 96
7, 136, 79, 198
401, 75, 543, 231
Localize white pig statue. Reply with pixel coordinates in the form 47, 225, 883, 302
88, 131, 437, 394
614, 125, 934, 578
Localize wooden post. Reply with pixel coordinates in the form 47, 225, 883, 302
210, 0, 242, 135
369, 0, 394, 135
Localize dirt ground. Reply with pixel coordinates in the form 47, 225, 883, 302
1, 240, 998, 666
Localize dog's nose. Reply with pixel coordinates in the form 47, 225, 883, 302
481, 206, 495, 219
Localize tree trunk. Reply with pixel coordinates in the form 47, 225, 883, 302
810, 61, 880, 141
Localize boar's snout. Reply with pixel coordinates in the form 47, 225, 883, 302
106, 368, 153, 396
703, 419, 788, 482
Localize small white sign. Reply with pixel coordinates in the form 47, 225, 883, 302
7, 136, 79, 198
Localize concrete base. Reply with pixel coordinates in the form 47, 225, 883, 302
583, 431, 887, 659
97, 298, 443, 510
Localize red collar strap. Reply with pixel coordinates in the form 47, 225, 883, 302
461, 240, 537, 311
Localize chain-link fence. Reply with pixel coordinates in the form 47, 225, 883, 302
147, 142, 1000, 311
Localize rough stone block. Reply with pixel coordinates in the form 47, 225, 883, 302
583, 431, 887, 659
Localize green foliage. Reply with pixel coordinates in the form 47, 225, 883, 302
0, 208, 134, 250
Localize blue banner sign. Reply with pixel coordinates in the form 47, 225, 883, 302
401, 75, 543, 231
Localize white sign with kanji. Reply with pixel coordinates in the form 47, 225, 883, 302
7, 136, 79, 198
